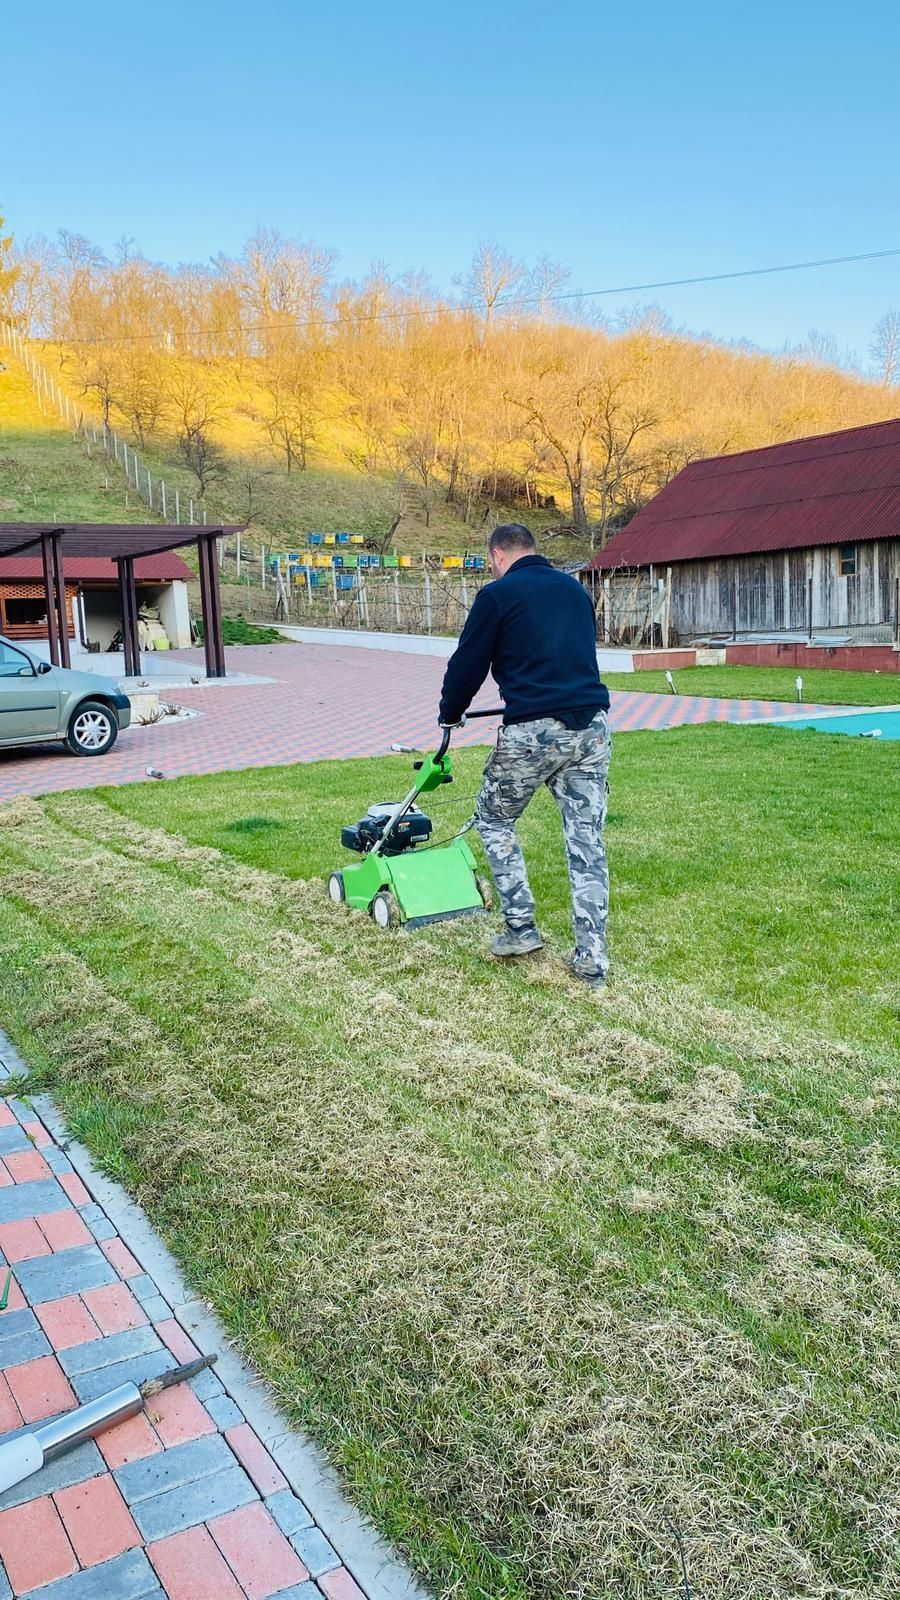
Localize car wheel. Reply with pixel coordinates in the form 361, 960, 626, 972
370, 890, 400, 929
66, 700, 118, 757
328, 872, 346, 904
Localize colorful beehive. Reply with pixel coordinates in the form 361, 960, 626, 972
332, 555, 344, 568
324, 533, 336, 546
343, 555, 358, 569
442, 555, 463, 569
350, 534, 365, 546
398, 554, 413, 568
337, 572, 356, 590
368, 555, 381, 569
382, 554, 399, 569
464, 555, 486, 570
336, 532, 350, 546
308, 533, 323, 546
314, 553, 332, 568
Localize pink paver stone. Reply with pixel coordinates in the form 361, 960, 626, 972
54, 1473, 141, 1567
149, 1525, 246, 1600
320, 1568, 370, 1600
209, 1501, 309, 1599
0, 1217, 51, 1263
225, 1423, 288, 1496
59, 1170, 91, 1207
4, 1148, 52, 1183
37, 1209, 93, 1251
35, 1294, 101, 1351
0, 1496, 77, 1593
100, 1236, 142, 1277
149, 1382, 215, 1447
6, 1355, 76, 1423
155, 1318, 201, 1365
81, 1281, 147, 1334
97, 1410, 163, 1471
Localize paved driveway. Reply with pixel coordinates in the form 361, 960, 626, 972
0, 642, 841, 802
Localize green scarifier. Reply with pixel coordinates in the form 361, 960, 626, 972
328, 719, 496, 929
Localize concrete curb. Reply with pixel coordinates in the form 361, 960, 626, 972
0, 1028, 430, 1600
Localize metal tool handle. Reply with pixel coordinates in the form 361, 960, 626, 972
35, 1383, 143, 1462
461, 706, 504, 719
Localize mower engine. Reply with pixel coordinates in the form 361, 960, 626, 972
341, 803, 433, 856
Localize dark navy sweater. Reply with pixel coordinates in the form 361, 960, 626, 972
439, 554, 609, 726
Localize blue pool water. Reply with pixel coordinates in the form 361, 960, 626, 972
775, 710, 900, 739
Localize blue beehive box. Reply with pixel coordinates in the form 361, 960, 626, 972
308, 532, 323, 546
332, 555, 343, 567
336, 532, 350, 546
357, 555, 369, 569
337, 572, 356, 590
367, 555, 381, 569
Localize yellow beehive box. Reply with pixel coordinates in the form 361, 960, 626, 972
350, 534, 365, 546
324, 533, 336, 546
442, 555, 463, 569
398, 554, 413, 568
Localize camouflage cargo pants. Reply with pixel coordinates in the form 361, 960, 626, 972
474, 712, 611, 977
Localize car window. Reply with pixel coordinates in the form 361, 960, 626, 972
0, 640, 35, 679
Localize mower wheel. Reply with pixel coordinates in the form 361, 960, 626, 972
327, 872, 346, 904
475, 872, 494, 909
370, 890, 400, 929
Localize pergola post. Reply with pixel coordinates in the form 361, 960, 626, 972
197, 533, 226, 678
51, 534, 71, 668
117, 556, 141, 676
40, 533, 62, 667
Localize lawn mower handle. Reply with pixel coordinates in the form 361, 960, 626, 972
437, 706, 504, 757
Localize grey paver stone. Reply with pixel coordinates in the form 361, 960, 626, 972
0, 1177, 66, 1224
269, 1586, 318, 1600
131, 1464, 258, 1541
206, 1394, 244, 1431
72, 1349, 173, 1404
289, 1526, 341, 1577
60, 1325, 161, 1377
0, 1307, 51, 1368
44, 1148, 74, 1174
128, 1274, 159, 1304
15, 1243, 116, 1304
7, 1099, 33, 1124
79, 1203, 117, 1242
189, 1367, 224, 1400
138, 1294, 170, 1322
114, 1432, 235, 1505
0, 1440, 104, 1512
0, 1126, 31, 1156
0, 1560, 10, 1600
25, 1548, 161, 1599
266, 1489, 314, 1538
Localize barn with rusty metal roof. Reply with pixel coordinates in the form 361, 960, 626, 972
581, 417, 900, 648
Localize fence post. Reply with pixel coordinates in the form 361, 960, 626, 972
189, 499, 194, 525
175, 488, 180, 524
663, 567, 672, 649
161, 480, 167, 519
393, 571, 401, 629
424, 568, 432, 634
460, 572, 469, 618
145, 465, 150, 500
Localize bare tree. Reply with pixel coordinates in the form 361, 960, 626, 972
870, 311, 900, 386
458, 241, 526, 348
168, 364, 226, 496
260, 347, 321, 471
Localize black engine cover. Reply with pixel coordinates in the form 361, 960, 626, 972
342, 804, 432, 855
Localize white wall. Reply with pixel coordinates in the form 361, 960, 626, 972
277, 624, 635, 673
151, 581, 191, 648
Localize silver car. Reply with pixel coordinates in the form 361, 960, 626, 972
0, 635, 132, 757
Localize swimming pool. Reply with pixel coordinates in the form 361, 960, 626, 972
771, 709, 900, 739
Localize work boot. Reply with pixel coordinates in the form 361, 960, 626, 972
567, 954, 607, 990
490, 924, 543, 958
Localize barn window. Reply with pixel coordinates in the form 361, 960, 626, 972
839, 544, 857, 577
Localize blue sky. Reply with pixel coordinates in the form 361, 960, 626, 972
5, 0, 900, 362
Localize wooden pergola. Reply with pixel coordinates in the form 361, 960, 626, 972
0, 522, 243, 678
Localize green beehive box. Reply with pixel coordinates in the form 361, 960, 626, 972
343, 554, 358, 569
382, 554, 399, 569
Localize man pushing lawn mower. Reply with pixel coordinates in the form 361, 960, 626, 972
439, 522, 612, 990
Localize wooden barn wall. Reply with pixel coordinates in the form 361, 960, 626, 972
666, 541, 898, 638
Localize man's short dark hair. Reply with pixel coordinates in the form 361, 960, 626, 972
488, 522, 537, 554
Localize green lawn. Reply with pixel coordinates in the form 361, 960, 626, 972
0, 725, 898, 1599
603, 664, 900, 706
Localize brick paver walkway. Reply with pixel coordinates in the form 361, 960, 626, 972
0, 1091, 376, 1600
0, 641, 844, 803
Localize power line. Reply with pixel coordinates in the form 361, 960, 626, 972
33, 245, 900, 349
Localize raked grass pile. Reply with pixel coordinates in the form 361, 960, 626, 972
0, 725, 897, 1599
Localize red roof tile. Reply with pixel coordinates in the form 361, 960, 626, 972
0, 553, 194, 582
584, 414, 900, 569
